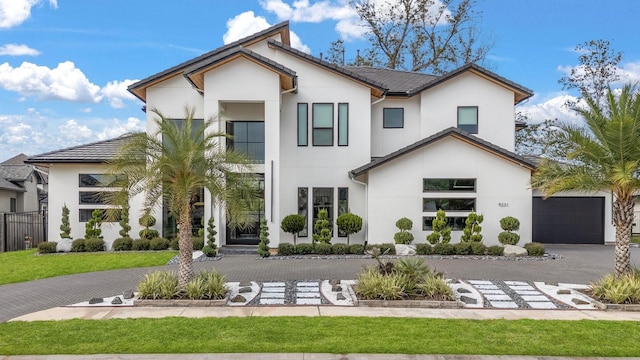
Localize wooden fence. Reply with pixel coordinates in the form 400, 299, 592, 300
0, 210, 48, 252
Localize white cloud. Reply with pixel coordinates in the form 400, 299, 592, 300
58, 119, 93, 142
0, 43, 40, 56
517, 93, 582, 124
0, 0, 57, 28
223, 11, 311, 53
96, 117, 144, 140
100, 79, 138, 108
0, 61, 102, 102
260, 0, 355, 23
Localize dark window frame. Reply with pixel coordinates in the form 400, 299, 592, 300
297, 103, 308, 146
423, 178, 476, 192
79, 191, 117, 205
9, 197, 16, 213
457, 106, 478, 134
312, 103, 334, 146
298, 187, 309, 237
338, 103, 349, 146
79, 208, 120, 223
422, 198, 476, 212
226, 121, 265, 164
337, 187, 349, 237
79, 174, 126, 188
312, 187, 334, 234
383, 108, 404, 128
423, 216, 467, 231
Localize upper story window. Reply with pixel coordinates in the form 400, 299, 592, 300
383, 108, 404, 128
313, 103, 334, 146
10, 198, 16, 213
79, 174, 126, 188
338, 103, 348, 146
423, 179, 476, 192
458, 106, 478, 134
226, 121, 265, 163
298, 103, 308, 146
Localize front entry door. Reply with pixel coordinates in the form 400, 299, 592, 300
226, 174, 264, 245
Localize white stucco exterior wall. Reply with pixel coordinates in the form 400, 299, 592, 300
366, 136, 532, 246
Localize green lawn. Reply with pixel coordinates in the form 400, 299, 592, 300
632, 235, 640, 245
0, 249, 177, 285
0, 317, 639, 356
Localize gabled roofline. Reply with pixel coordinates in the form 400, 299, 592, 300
127, 21, 291, 102
267, 40, 388, 98
350, 127, 536, 177
409, 63, 534, 104
0, 178, 25, 192
183, 46, 297, 92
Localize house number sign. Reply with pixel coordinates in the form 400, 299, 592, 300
498, 202, 509, 207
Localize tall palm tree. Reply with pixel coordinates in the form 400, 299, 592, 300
531, 85, 640, 277
108, 107, 257, 288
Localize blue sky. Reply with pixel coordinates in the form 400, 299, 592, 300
1, 0, 639, 161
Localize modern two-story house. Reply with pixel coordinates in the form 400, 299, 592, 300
28, 21, 616, 249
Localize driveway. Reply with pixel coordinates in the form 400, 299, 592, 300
0, 244, 638, 323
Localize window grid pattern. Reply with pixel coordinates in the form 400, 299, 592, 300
312, 103, 334, 146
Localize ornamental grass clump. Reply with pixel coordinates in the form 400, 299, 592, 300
138, 271, 179, 300
138, 270, 227, 300
589, 270, 640, 304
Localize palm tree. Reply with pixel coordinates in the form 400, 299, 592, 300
108, 107, 257, 288
531, 85, 640, 277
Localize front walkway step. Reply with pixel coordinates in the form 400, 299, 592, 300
218, 245, 258, 255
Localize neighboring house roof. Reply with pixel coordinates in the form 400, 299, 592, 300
2, 153, 29, 165
0, 164, 33, 181
128, 21, 291, 102
183, 46, 297, 92
26, 135, 135, 164
344, 66, 437, 95
267, 40, 387, 98
0, 177, 24, 192
350, 127, 537, 178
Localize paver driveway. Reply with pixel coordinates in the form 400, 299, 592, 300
0, 244, 638, 323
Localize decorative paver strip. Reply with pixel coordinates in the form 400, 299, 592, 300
468, 280, 493, 285
484, 294, 512, 301
514, 290, 542, 295
260, 298, 285, 305
521, 295, 550, 302
504, 281, 529, 286
263, 282, 286, 287
297, 292, 320, 298
509, 285, 535, 291
297, 298, 322, 305
262, 287, 286, 293
297, 282, 319, 287
260, 292, 285, 298
489, 301, 519, 308
479, 289, 506, 295
297, 287, 320, 292
475, 284, 499, 290
528, 302, 557, 309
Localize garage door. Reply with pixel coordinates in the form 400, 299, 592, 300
532, 197, 604, 244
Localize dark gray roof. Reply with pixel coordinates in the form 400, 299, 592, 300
128, 21, 290, 101
183, 46, 297, 89
0, 164, 33, 181
0, 177, 24, 192
1, 153, 28, 165
409, 63, 533, 102
344, 66, 436, 95
267, 40, 388, 93
350, 127, 536, 177
26, 135, 135, 164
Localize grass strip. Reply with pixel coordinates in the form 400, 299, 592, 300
1, 317, 639, 356
0, 249, 177, 285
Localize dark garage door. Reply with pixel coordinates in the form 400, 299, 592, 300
532, 197, 604, 244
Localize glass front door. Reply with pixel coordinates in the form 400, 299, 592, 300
226, 174, 265, 245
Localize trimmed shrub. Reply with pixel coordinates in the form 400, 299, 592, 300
349, 244, 365, 255
139, 215, 159, 240
257, 219, 270, 258
277, 243, 295, 256
487, 245, 504, 256
202, 245, 217, 257
37, 241, 58, 254
59, 204, 71, 239
132, 238, 150, 251
336, 213, 363, 245
394, 217, 414, 245
112, 237, 133, 251
433, 242, 455, 255
524, 242, 546, 256
470, 242, 487, 255
84, 238, 105, 252
498, 216, 521, 245
149, 237, 170, 251
460, 212, 484, 243
281, 214, 306, 246
312, 209, 332, 244
84, 209, 103, 240
170, 238, 179, 250
454, 242, 473, 255
332, 243, 349, 255
192, 237, 204, 251
137, 271, 178, 299
378, 243, 396, 255
71, 239, 86, 252
416, 243, 433, 255
296, 243, 314, 255
427, 209, 451, 244
315, 243, 332, 255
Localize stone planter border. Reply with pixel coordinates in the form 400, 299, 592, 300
591, 300, 640, 311
134, 297, 228, 307
356, 298, 462, 308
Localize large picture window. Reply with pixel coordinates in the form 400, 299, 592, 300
337, 187, 348, 237
312, 103, 333, 146
383, 108, 404, 128
423, 179, 476, 192
79, 209, 119, 223
298, 103, 308, 146
423, 198, 475, 212
458, 106, 478, 133
79, 191, 116, 205
423, 216, 466, 231
226, 121, 265, 163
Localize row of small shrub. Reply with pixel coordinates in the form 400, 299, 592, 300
137, 270, 228, 300
277, 242, 367, 256
37, 241, 58, 254
71, 238, 106, 252
112, 237, 205, 252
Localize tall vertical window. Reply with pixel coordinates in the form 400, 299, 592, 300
297, 103, 308, 146
226, 121, 265, 163
383, 108, 404, 128
337, 187, 348, 237
298, 187, 309, 237
338, 103, 348, 146
10, 198, 16, 213
313, 187, 334, 232
458, 106, 478, 133
312, 103, 333, 146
